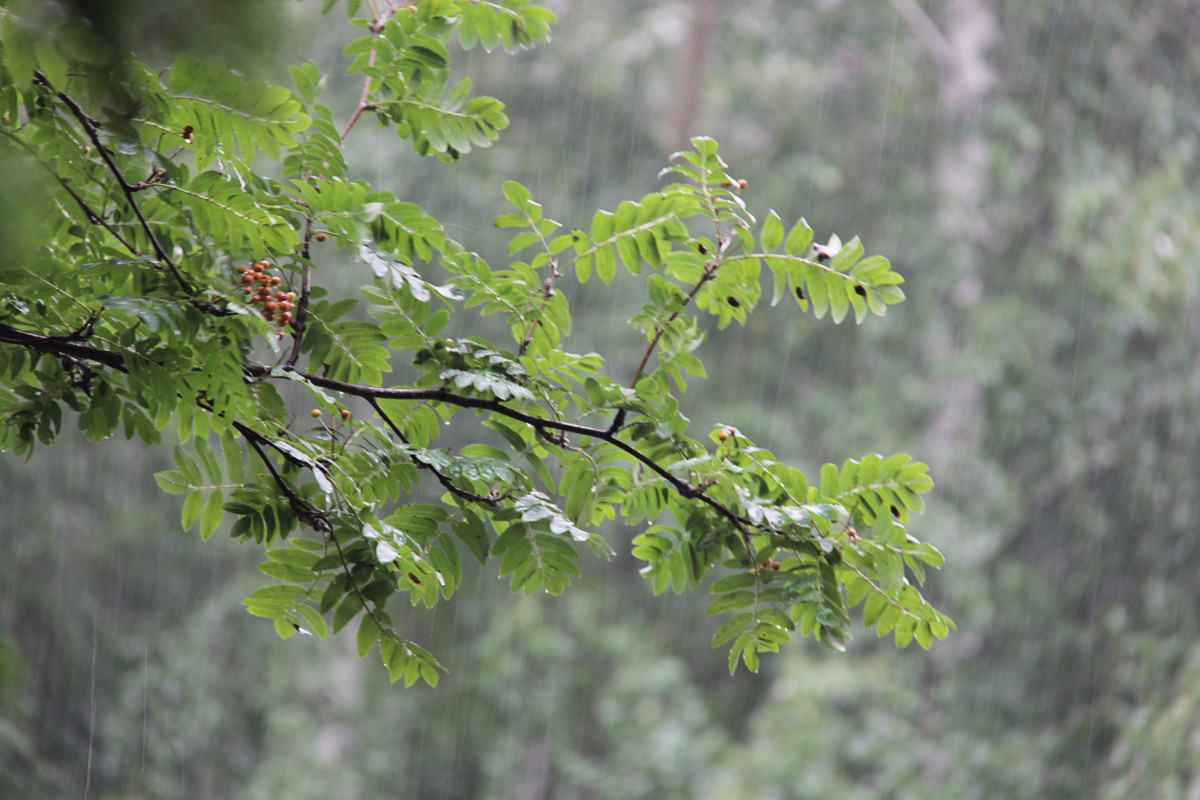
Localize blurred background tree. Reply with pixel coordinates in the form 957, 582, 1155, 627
3, 1, 1200, 798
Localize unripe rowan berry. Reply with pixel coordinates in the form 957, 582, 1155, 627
311, 409, 322, 418
340, 409, 352, 421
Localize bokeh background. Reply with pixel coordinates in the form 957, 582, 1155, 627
4, 1, 1200, 797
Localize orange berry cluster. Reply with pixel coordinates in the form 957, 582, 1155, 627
310, 408, 352, 421
753, 558, 782, 575
237, 261, 296, 328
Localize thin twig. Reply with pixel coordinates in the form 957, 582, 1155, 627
0, 128, 140, 253
339, 38, 379, 140
367, 396, 503, 506
39, 73, 198, 297
629, 258, 719, 388
237, 420, 332, 533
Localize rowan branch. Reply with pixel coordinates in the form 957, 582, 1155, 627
262, 365, 756, 546
367, 395, 506, 506
38, 73, 198, 298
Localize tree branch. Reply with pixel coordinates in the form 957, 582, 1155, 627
0, 319, 755, 548
0, 128, 141, 254
264, 365, 756, 545
367, 395, 505, 506
237, 420, 333, 534
0, 322, 129, 372
39, 73, 198, 298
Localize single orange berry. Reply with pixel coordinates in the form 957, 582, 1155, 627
718, 430, 729, 441
314, 232, 327, 242
236, 264, 248, 273
264, 301, 278, 312
340, 409, 352, 421
279, 311, 292, 325
311, 409, 322, 418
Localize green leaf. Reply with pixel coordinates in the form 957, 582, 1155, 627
707, 591, 757, 615
760, 210, 784, 251
709, 572, 760, 594
182, 490, 204, 531
199, 489, 224, 540
357, 613, 380, 658
784, 218, 813, 255
154, 470, 190, 495
332, 593, 364, 633
296, 605, 327, 639
711, 611, 753, 648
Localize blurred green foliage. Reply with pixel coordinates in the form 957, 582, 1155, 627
3, 0, 1200, 798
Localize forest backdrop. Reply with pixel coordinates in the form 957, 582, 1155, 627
3, 1, 1200, 798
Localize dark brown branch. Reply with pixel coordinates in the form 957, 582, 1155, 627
263, 365, 755, 544
0, 318, 754, 546
285, 228, 313, 370
367, 396, 504, 506
0, 322, 128, 372
38, 72, 198, 297
236, 420, 332, 534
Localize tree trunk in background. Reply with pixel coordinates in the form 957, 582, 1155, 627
667, 0, 716, 150
896, 0, 996, 467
